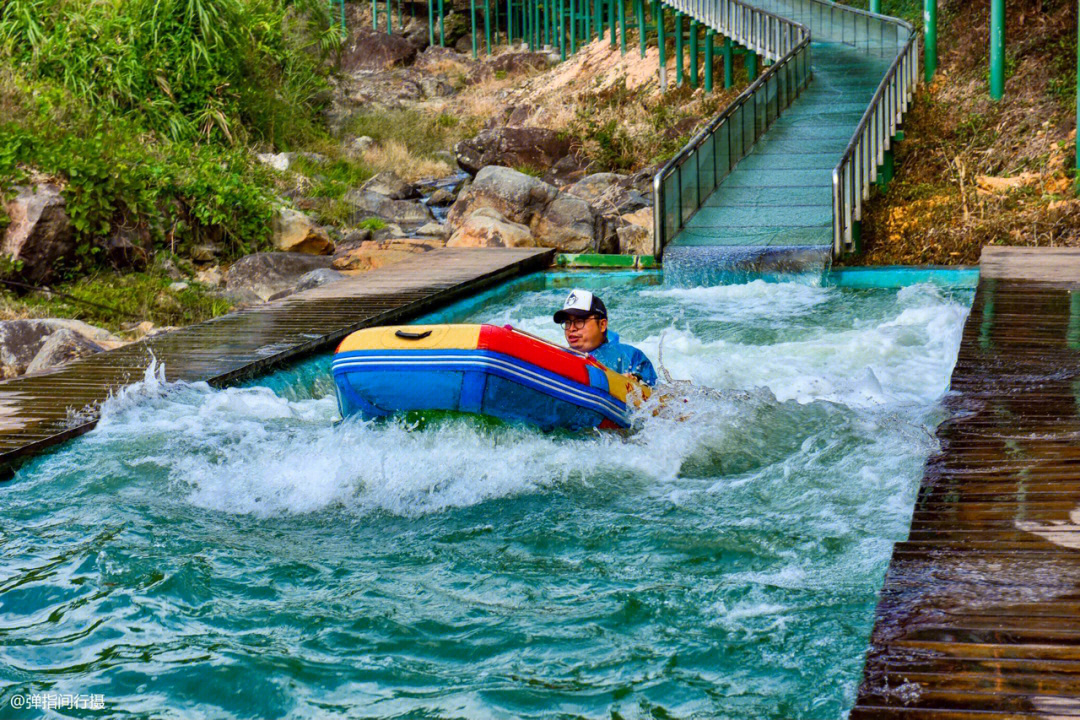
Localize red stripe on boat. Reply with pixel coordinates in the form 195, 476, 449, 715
478, 325, 591, 385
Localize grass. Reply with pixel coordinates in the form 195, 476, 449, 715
0, 268, 232, 332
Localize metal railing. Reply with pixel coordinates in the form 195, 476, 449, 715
652, 0, 919, 260
652, 0, 812, 258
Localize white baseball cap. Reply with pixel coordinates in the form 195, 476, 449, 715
553, 289, 608, 323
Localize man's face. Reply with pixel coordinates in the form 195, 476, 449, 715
564, 315, 608, 353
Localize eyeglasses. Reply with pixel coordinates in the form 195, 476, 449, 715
562, 316, 599, 331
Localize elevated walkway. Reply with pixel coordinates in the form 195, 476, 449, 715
670, 43, 890, 256
653, 0, 918, 273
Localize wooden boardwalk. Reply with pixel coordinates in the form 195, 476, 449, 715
0, 247, 553, 473
852, 247, 1080, 719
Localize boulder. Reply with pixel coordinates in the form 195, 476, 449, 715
24, 328, 103, 375
332, 244, 430, 272
446, 166, 558, 228
565, 173, 650, 215
195, 266, 224, 287
447, 166, 609, 252
531, 193, 597, 253
426, 188, 456, 206
342, 190, 432, 226
225, 252, 334, 302
349, 136, 375, 154
416, 222, 450, 238
296, 268, 347, 292
360, 171, 419, 200
272, 208, 335, 255
420, 75, 456, 98
414, 45, 471, 70
0, 319, 117, 378
543, 154, 590, 187
1, 185, 76, 284
469, 51, 550, 82
256, 152, 293, 172
617, 223, 652, 255
190, 242, 220, 264
341, 27, 418, 71
447, 208, 535, 248
454, 127, 572, 175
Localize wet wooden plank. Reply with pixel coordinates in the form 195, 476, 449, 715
0, 248, 553, 471
852, 250, 1080, 718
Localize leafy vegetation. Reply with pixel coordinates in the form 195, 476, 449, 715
0, 0, 343, 286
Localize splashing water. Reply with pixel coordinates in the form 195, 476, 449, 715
0, 277, 971, 719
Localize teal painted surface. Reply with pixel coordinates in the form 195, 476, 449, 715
0, 275, 973, 719
670, 44, 893, 251
826, 266, 980, 290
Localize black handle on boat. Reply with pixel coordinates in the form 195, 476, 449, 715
395, 330, 433, 340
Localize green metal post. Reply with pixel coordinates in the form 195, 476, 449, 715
594, 0, 601, 40
656, 1, 666, 90
485, 0, 492, 53
637, 0, 646, 57
559, 0, 566, 59
924, 0, 937, 81
675, 12, 683, 86
870, 0, 880, 12
439, 0, 444, 45
689, 20, 698, 88
425, 0, 434, 45
471, 0, 478, 57
609, 0, 616, 47
372, 0, 378, 29
990, 0, 1005, 100
745, 49, 757, 80
704, 29, 714, 92
618, 0, 625, 52
722, 36, 733, 88
386, 0, 392, 33
570, 0, 576, 52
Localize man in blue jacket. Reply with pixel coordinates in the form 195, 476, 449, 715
554, 289, 658, 386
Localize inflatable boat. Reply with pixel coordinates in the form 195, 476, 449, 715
332, 324, 649, 430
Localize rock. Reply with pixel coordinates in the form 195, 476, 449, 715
24, 328, 103, 375
169, 281, 189, 292
454, 127, 572, 175
400, 17, 432, 51
433, 150, 458, 168
446, 166, 605, 252
195, 266, 224, 287
469, 51, 550, 82
272, 208, 335, 255
426, 188, 456, 206
617, 223, 652, 255
975, 173, 1040, 195
132, 321, 155, 337
155, 254, 187, 281
543, 154, 590, 187
350, 136, 375, 153
627, 164, 662, 196
337, 228, 374, 249
332, 247, 422, 272
105, 226, 152, 271
190, 242, 219, 263
414, 45, 471, 70
225, 252, 334, 302
1, 185, 76, 284
295, 268, 347, 292
0, 319, 117, 378
566, 173, 650, 214
447, 208, 536, 248
342, 190, 432, 226
621, 207, 653, 230
372, 223, 405, 240
447, 166, 558, 228
531, 193, 596, 253
341, 27, 418, 71
416, 222, 450, 237
420, 75, 455, 98
256, 152, 292, 172
360, 171, 419, 200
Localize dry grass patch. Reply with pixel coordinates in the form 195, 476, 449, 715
361, 140, 453, 181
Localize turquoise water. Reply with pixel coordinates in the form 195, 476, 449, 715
0, 276, 972, 719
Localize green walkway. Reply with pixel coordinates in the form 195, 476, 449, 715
668, 43, 891, 254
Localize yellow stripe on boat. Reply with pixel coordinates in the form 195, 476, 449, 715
337, 325, 481, 352
602, 368, 650, 405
